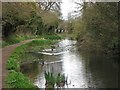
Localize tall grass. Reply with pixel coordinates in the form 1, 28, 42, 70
44, 71, 67, 88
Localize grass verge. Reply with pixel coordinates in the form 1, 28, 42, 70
1, 34, 61, 48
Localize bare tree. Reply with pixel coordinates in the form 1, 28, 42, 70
37, 1, 61, 11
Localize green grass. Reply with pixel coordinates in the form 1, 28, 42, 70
2, 35, 21, 47
6, 43, 35, 88
27, 39, 58, 52
30, 39, 56, 46
7, 58, 20, 71
6, 70, 38, 89
6, 44, 29, 71
1, 35, 37, 47
43, 34, 61, 40
2, 34, 61, 48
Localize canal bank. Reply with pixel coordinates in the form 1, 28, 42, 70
5, 35, 61, 88
21, 39, 118, 88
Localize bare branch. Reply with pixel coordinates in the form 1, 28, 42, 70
37, 2, 61, 11
75, 2, 84, 6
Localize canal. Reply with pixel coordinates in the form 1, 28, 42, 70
21, 39, 118, 88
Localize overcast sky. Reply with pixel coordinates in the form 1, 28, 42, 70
61, 0, 78, 20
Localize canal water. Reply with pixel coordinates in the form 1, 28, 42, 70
21, 39, 118, 88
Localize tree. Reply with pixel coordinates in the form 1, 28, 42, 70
73, 2, 118, 53
2, 2, 38, 37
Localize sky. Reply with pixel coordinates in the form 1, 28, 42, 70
60, 0, 119, 20
61, 0, 79, 20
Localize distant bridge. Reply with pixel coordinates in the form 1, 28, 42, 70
55, 28, 66, 33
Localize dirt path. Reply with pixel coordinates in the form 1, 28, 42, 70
0, 39, 34, 89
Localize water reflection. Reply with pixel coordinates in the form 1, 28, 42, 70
21, 39, 118, 88
62, 51, 88, 88
80, 51, 118, 88
20, 61, 40, 81
33, 39, 88, 88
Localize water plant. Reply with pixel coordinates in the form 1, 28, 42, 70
44, 71, 67, 89
45, 72, 56, 88
56, 73, 66, 88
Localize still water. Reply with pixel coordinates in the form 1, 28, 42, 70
21, 39, 118, 88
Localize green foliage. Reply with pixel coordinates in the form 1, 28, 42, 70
44, 72, 66, 88
74, 2, 118, 53
2, 35, 38, 47
2, 2, 30, 37
55, 73, 65, 86
29, 39, 54, 46
6, 70, 37, 88
44, 35, 61, 40
2, 2, 60, 38
6, 44, 28, 71
41, 12, 60, 34
6, 35, 20, 44
2, 35, 22, 47
26, 12, 44, 35
1, 35, 25, 48
45, 72, 56, 86
6, 43, 38, 88
7, 58, 20, 71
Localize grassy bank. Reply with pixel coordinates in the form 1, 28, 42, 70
1, 34, 62, 48
6, 35, 61, 88
1, 35, 37, 48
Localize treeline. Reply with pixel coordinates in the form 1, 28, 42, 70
2, 2, 60, 39
72, 2, 119, 54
